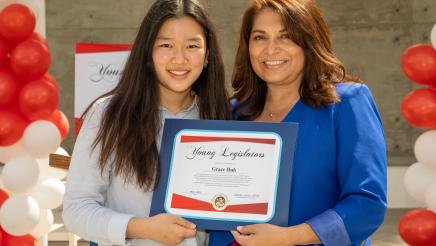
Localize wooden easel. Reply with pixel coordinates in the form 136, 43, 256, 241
49, 153, 71, 170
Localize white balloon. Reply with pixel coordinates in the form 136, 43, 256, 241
431, 23, 436, 49
30, 178, 65, 209
30, 208, 54, 237
36, 147, 69, 181
426, 182, 436, 213
416, 130, 436, 171
404, 162, 436, 203
22, 121, 61, 159
1, 156, 40, 194
0, 178, 7, 191
0, 139, 27, 164
36, 158, 68, 181
55, 147, 69, 156
0, 195, 40, 236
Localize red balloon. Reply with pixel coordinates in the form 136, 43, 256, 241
42, 73, 58, 88
401, 44, 436, 86
28, 32, 48, 48
401, 88, 436, 129
10, 40, 51, 81
1, 228, 39, 246
0, 35, 11, 66
0, 189, 9, 207
398, 209, 436, 246
44, 109, 70, 140
0, 68, 22, 108
0, 110, 27, 146
0, 4, 35, 43
18, 79, 58, 120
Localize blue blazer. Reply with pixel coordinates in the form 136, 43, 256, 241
209, 83, 387, 246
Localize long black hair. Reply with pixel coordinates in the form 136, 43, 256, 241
84, 0, 231, 190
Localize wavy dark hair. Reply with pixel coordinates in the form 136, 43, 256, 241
232, 0, 361, 120
82, 0, 231, 190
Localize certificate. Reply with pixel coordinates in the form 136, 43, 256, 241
150, 119, 298, 231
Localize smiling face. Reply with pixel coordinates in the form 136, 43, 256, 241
249, 8, 305, 88
152, 17, 207, 96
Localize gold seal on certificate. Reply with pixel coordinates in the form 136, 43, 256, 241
150, 119, 298, 230
212, 193, 228, 211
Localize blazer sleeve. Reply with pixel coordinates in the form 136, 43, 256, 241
331, 84, 387, 244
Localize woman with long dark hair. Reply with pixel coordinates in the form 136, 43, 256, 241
63, 0, 231, 245
209, 0, 387, 245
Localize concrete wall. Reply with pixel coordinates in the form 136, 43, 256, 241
46, 0, 436, 167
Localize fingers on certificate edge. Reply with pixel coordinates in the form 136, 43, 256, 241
236, 225, 254, 235
231, 230, 240, 239
231, 230, 251, 245
175, 217, 197, 229
184, 228, 197, 238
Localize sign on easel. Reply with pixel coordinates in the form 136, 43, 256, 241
74, 43, 131, 135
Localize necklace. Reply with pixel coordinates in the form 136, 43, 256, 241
264, 97, 300, 120
266, 109, 288, 119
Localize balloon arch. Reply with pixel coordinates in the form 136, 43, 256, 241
398, 24, 436, 246
0, 3, 70, 246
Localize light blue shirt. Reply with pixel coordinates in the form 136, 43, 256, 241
63, 96, 206, 246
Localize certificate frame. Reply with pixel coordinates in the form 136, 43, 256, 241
150, 119, 298, 231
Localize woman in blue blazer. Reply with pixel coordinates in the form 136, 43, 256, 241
209, 0, 387, 245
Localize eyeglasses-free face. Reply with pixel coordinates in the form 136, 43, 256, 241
152, 17, 208, 97
249, 8, 305, 89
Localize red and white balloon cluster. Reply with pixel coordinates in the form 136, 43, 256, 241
398, 24, 436, 246
0, 3, 69, 245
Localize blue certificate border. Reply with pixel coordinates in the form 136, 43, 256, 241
150, 119, 298, 231
163, 129, 282, 223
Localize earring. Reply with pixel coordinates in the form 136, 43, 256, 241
204, 61, 208, 68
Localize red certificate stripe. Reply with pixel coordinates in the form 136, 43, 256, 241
180, 135, 276, 145
76, 43, 132, 53
171, 194, 268, 215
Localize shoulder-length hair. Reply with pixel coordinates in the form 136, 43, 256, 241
232, 0, 361, 120
83, 0, 231, 190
